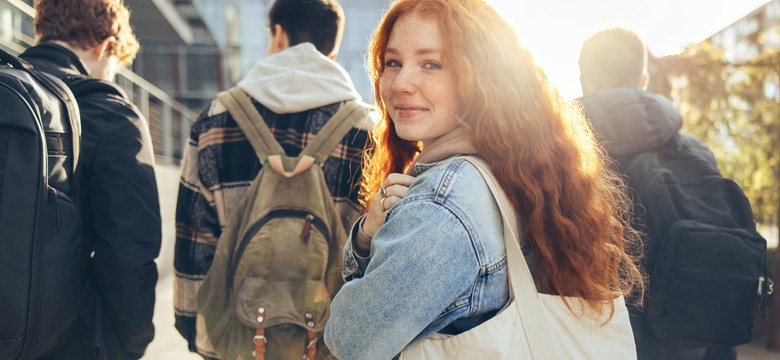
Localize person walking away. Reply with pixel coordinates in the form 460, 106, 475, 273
579, 27, 768, 360
173, 0, 371, 358
20, 0, 162, 359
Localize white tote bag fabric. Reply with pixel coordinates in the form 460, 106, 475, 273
401, 157, 636, 360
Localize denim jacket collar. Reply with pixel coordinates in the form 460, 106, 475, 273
412, 154, 474, 176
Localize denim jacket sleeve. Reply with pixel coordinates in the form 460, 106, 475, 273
324, 198, 481, 360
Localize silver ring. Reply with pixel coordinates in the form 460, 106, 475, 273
380, 196, 388, 210
380, 186, 387, 198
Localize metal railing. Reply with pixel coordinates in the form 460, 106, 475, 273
0, 0, 197, 165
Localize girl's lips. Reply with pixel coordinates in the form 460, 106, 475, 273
394, 105, 428, 117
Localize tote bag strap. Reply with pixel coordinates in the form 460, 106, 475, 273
457, 156, 558, 359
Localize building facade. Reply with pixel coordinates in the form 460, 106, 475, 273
708, 0, 780, 63
132, 0, 391, 112
706, 0, 780, 102
195, 0, 389, 102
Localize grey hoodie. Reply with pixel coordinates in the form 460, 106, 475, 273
238, 42, 362, 115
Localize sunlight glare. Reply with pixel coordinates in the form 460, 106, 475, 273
486, 0, 771, 100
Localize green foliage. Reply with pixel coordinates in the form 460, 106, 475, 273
653, 43, 780, 226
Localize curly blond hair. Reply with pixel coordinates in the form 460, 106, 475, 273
34, 0, 139, 65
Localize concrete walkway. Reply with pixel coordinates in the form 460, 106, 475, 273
739, 336, 780, 360
143, 164, 200, 360
141, 165, 780, 360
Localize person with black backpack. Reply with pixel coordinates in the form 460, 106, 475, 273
578, 27, 769, 360
16, 0, 162, 359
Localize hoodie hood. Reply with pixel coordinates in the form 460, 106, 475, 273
580, 88, 683, 157
237, 43, 361, 114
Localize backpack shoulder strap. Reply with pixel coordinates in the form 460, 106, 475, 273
1, 49, 81, 173
300, 100, 369, 164
216, 87, 284, 163
0, 48, 31, 70
39, 72, 81, 175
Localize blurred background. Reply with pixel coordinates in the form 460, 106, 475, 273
1, 0, 778, 358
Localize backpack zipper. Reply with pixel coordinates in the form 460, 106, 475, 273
228, 210, 329, 293
50, 187, 61, 230
758, 276, 774, 296
300, 214, 315, 243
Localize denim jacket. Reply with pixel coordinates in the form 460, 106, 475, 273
324, 157, 510, 360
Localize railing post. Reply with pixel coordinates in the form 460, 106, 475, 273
180, 112, 190, 162
139, 87, 150, 121
163, 103, 174, 163
1, 7, 12, 44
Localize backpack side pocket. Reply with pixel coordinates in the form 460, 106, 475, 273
647, 220, 766, 347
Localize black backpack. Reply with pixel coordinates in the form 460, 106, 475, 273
620, 133, 770, 348
0, 49, 84, 360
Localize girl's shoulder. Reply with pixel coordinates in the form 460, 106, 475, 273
409, 157, 492, 201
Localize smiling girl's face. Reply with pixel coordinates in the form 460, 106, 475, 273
379, 11, 462, 148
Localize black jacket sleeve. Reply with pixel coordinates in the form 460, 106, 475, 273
78, 88, 162, 359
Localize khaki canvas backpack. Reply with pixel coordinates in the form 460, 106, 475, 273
196, 87, 368, 360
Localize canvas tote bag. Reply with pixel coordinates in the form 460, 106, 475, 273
401, 157, 636, 360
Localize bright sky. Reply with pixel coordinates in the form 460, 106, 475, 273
488, 0, 771, 99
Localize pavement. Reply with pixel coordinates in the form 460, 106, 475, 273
738, 337, 780, 360
142, 165, 200, 360
141, 165, 780, 360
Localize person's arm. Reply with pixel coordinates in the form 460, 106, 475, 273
341, 216, 373, 281
173, 112, 222, 352
341, 173, 416, 281
325, 200, 480, 360
83, 96, 161, 358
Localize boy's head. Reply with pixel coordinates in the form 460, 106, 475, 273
34, 0, 139, 66
579, 27, 648, 95
268, 0, 345, 58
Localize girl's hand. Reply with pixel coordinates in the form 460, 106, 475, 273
355, 173, 416, 251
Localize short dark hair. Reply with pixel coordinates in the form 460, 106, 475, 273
268, 0, 344, 57
579, 27, 647, 91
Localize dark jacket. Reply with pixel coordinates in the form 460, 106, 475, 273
581, 88, 718, 167
581, 88, 729, 359
21, 43, 161, 360
581, 88, 684, 157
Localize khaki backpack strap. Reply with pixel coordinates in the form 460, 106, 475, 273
253, 307, 267, 360
253, 327, 266, 360
216, 87, 284, 162
305, 330, 317, 360
300, 100, 368, 164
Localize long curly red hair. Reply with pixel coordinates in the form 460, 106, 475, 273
362, 0, 644, 315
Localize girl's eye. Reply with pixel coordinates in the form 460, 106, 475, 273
423, 61, 442, 70
385, 60, 401, 68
